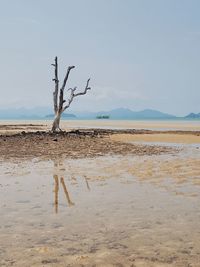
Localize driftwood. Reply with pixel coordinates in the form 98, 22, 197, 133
51, 57, 91, 132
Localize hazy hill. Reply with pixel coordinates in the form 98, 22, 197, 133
0, 107, 189, 120
184, 113, 200, 119
0, 107, 75, 119
75, 108, 176, 119
0, 107, 52, 119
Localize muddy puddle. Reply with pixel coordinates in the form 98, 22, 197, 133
0, 145, 200, 266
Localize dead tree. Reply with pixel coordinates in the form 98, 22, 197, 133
51, 57, 91, 132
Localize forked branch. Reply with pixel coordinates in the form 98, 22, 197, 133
63, 78, 91, 111
59, 66, 75, 112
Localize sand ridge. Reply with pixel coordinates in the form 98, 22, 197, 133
111, 133, 200, 144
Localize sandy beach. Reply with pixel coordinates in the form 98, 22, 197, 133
0, 119, 200, 132
1, 1, 200, 266
0, 121, 200, 267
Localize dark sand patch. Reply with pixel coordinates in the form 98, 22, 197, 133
0, 130, 177, 160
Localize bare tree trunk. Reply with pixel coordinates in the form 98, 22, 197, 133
51, 57, 91, 132
52, 112, 62, 132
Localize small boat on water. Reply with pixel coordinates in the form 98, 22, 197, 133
96, 115, 110, 119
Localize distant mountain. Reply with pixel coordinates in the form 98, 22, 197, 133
0, 107, 52, 119
132, 109, 175, 119
0, 106, 191, 120
74, 108, 176, 119
184, 112, 200, 119
0, 107, 76, 119
46, 113, 76, 119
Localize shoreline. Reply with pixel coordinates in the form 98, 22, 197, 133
0, 119, 200, 132
0, 123, 199, 160
1, 127, 199, 161
0, 124, 200, 136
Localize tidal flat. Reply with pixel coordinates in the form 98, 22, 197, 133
0, 123, 200, 266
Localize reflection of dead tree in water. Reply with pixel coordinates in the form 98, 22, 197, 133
53, 174, 59, 213
53, 159, 74, 213
53, 159, 92, 212
60, 177, 74, 206
68, 165, 91, 191
84, 175, 91, 191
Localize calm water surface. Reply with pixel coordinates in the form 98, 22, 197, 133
0, 146, 200, 266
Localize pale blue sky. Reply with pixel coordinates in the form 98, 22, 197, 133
0, 0, 200, 115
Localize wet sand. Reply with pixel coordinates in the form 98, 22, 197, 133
1, 149, 200, 267
0, 122, 200, 266
59, 119, 200, 131
111, 133, 200, 144
0, 119, 200, 133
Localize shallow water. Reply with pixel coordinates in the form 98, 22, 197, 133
0, 119, 200, 131
1, 147, 200, 266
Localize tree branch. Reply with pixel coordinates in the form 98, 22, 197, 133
59, 66, 75, 112
63, 79, 91, 111
52, 57, 59, 114
74, 78, 91, 97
